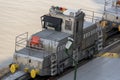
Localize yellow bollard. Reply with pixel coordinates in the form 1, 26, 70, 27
100, 21, 107, 27
112, 23, 116, 27
118, 25, 120, 31
10, 64, 18, 73
30, 69, 39, 78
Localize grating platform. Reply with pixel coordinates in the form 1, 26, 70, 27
3, 71, 26, 80
58, 57, 120, 80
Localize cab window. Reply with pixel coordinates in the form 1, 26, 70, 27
65, 20, 72, 30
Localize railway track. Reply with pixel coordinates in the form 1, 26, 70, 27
1, 71, 28, 80
97, 33, 120, 56
104, 32, 120, 47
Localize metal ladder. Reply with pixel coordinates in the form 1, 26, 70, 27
97, 23, 103, 51
50, 54, 57, 76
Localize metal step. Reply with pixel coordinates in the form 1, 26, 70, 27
98, 38, 103, 42
51, 69, 57, 76
51, 63, 57, 68
51, 59, 57, 63
98, 35, 103, 38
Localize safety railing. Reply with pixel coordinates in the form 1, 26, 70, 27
15, 32, 28, 52
81, 9, 103, 23
15, 32, 51, 58
104, 0, 120, 14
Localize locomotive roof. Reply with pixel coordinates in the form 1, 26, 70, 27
17, 48, 50, 58
32, 29, 71, 41
84, 21, 93, 29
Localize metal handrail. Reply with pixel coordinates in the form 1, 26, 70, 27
15, 32, 28, 52
81, 9, 103, 23
104, 0, 120, 13
15, 32, 52, 58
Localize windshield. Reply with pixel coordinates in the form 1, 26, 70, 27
46, 22, 56, 28
41, 15, 62, 31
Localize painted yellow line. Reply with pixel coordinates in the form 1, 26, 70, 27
101, 52, 119, 58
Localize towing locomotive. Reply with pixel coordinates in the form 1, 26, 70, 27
100, 0, 120, 41
9, 0, 120, 78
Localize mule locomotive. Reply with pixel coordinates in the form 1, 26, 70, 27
9, 1, 120, 78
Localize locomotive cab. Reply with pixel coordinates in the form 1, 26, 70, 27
41, 6, 84, 35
